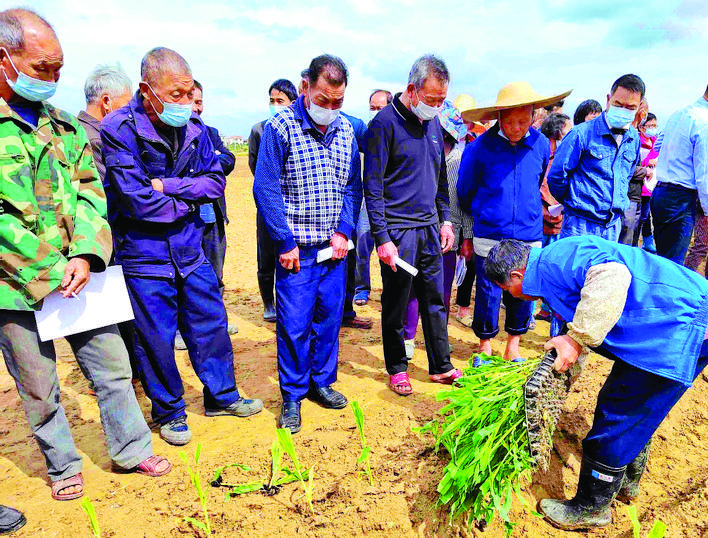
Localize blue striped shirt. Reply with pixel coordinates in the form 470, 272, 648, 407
656, 97, 708, 211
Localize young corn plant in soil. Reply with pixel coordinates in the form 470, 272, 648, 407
350, 401, 373, 485
626, 505, 667, 538
211, 435, 311, 500
179, 443, 212, 536
80, 497, 100, 538
414, 354, 542, 536
276, 428, 316, 513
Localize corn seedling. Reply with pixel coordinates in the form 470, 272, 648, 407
179, 443, 211, 536
350, 401, 373, 485
80, 497, 100, 538
211, 438, 311, 499
276, 428, 316, 513
415, 354, 542, 536
626, 505, 667, 538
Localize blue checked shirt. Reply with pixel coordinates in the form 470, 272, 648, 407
253, 96, 362, 254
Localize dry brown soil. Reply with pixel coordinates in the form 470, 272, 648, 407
2, 160, 708, 537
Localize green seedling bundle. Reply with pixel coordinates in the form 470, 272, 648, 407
415, 354, 544, 535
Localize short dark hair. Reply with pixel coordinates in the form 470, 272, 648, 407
307, 54, 348, 87
573, 99, 602, 125
484, 240, 532, 285
369, 89, 393, 105
543, 99, 565, 112
541, 112, 570, 141
193, 79, 203, 92
646, 112, 657, 123
610, 74, 645, 99
268, 78, 297, 102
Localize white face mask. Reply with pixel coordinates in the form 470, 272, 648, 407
369, 109, 380, 122
411, 94, 441, 121
307, 95, 340, 126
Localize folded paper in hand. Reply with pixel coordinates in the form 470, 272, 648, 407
548, 204, 564, 218
316, 240, 355, 263
394, 256, 419, 276
34, 266, 135, 342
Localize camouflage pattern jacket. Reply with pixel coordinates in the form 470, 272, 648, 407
0, 98, 112, 311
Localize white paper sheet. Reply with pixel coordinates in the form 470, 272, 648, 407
34, 266, 135, 342
316, 240, 355, 263
394, 256, 419, 276
548, 204, 564, 218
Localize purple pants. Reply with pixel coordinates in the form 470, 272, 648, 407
403, 250, 456, 340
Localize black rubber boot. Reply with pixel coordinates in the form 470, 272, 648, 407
258, 274, 276, 322
617, 440, 651, 503
539, 456, 626, 530
0, 504, 26, 535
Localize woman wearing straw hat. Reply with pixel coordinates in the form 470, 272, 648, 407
457, 81, 571, 361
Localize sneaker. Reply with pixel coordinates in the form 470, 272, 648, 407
529, 315, 537, 331
0, 504, 26, 534
404, 339, 415, 359
353, 290, 369, 306
227, 324, 239, 335
160, 416, 192, 446
205, 397, 263, 417
263, 303, 276, 322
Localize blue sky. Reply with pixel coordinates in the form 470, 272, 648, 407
29, 0, 708, 136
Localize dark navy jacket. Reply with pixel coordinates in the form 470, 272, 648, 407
523, 236, 708, 386
206, 125, 234, 223
100, 92, 225, 279
457, 124, 550, 242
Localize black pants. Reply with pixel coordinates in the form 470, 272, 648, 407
380, 225, 453, 376
455, 256, 476, 308
257, 211, 276, 303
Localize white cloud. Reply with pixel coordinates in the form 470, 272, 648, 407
25, 0, 708, 134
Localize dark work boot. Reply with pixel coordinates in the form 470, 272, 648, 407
617, 440, 651, 503
0, 504, 26, 534
258, 274, 276, 322
307, 385, 348, 409
278, 401, 301, 433
539, 456, 626, 530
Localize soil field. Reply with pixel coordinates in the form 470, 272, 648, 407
2, 160, 708, 537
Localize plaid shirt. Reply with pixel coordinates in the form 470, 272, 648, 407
253, 96, 362, 254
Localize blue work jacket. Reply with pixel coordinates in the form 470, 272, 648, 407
457, 124, 549, 242
547, 113, 640, 224
101, 92, 225, 279
523, 236, 708, 386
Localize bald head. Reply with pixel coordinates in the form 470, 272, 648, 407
0, 8, 62, 101
0, 8, 57, 54
140, 47, 191, 86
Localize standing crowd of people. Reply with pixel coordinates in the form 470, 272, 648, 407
1, 6, 708, 534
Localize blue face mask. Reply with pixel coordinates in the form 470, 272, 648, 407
644, 127, 658, 138
269, 104, 287, 117
146, 83, 193, 127
2, 48, 57, 102
606, 105, 636, 129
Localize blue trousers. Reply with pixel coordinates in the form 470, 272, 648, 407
354, 203, 375, 296
583, 340, 708, 467
276, 245, 346, 401
125, 262, 241, 424
473, 254, 534, 340
560, 213, 621, 241
651, 182, 697, 264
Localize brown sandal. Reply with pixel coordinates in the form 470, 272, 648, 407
51, 472, 84, 501
429, 369, 463, 385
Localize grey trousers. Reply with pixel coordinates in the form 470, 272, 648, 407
0, 311, 153, 481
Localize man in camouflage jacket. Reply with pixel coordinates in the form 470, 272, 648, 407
0, 8, 170, 502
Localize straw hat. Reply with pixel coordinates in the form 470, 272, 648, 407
461, 82, 572, 123
453, 94, 476, 113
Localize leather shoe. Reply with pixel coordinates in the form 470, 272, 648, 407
308, 385, 348, 409
278, 401, 301, 433
0, 504, 26, 534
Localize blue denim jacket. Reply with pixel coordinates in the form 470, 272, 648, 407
548, 113, 640, 224
101, 92, 225, 279
523, 236, 708, 386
